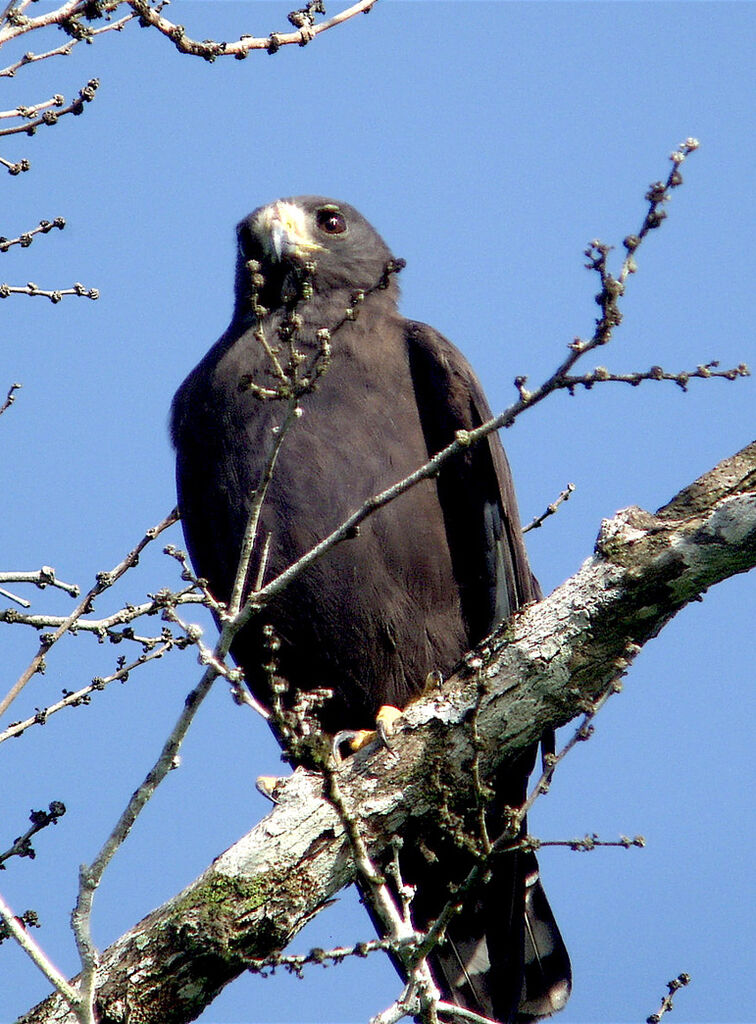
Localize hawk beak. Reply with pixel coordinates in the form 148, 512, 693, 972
270, 220, 287, 261
257, 201, 324, 262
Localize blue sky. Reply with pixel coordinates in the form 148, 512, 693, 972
1, 2, 753, 1022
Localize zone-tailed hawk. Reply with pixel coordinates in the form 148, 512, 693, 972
171, 196, 571, 1023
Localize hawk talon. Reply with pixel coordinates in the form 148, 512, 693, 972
376, 704, 403, 749
332, 706, 404, 763
256, 775, 286, 804
332, 728, 375, 763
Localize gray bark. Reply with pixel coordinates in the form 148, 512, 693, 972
16, 441, 756, 1024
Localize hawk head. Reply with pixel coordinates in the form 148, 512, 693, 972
234, 195, 397, 314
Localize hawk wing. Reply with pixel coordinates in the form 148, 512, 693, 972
406, 320, 539, 640
404, 321, 570, 1023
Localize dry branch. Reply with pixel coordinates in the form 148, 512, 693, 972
15, 441, 756, 1024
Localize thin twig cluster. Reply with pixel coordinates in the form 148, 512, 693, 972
0, 77, 99, 177
0, 507, 180, 721
0, 79, 98, 136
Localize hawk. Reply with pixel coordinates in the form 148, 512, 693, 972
171, 196, 571, 1022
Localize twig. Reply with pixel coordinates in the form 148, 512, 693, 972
125, 0, 379, 60
0, 153, 28, 173
0, 217, 65, 251
163, 543, 226, 615
0, 11, 133, 76
321, 757, 440, 1023
0, 566, 79, 596
69, 486, 318, 1016
228, 395, 300, 618
267, 672, 439, 1023
71, 657, 220, 1021
554, 361, 749, 394
0, 78, 98, 136
0, 380, 21, 416
247, 935, 417, 977
0, 889, 80, 1007
468, 672, 493, 852
0, 641, 174, 744
525, 833, 646, 853
0, 281, 98, 301
437, 1004, 501, 1024
646, 973, 691, 1023
0, 0, 116, 46
522, 482, 575, 533
0, 802, 66, 869
0, 93, 63, 119
410, 646, 640, 983
516, 648, 639, 822
0, 507, 179, 721
0, 588, 203, 638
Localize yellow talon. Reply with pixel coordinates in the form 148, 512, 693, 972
256, 775, 286, 803
376, 704, 404, 736
332, 706, 405, 762
348, 729, 377, 752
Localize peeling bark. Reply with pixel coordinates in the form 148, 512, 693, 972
16, 441, 756, 1024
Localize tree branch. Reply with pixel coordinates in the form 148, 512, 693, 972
15, 441, 755, 1024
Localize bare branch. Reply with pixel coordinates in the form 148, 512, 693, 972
0, 380, 21, 417
248, 935, 418, 977
125, 0, 379, 61
0, 217, 65, 251
0, 802, 66, 870
0, 9, 133, 77
526, 834, 646, 853
522, 482, 575, 534
0, 281, 98, 301
0, 588, 203, 638
0, 890, 80, 1007
0, 566, 80, 596
552, 360, 749, 394
0, 153, 28, 173
231, 141, 749, 635
437, 1004, 501, 1024
70, 654, 221, 1022
0, 78, 98, 136
0, 0, 116, 47
0, 641, 175, 744
228, 396, 300, 618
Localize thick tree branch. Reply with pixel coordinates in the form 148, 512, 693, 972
16, 441, 755, 1024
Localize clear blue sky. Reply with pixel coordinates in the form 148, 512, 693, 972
1, 2, 753, 1022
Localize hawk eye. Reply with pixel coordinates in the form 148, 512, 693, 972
316, 208, 347, 235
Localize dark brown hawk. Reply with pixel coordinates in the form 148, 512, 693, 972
171, 196, 571, 1023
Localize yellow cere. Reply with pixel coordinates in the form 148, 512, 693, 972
255, 200, 324, 259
